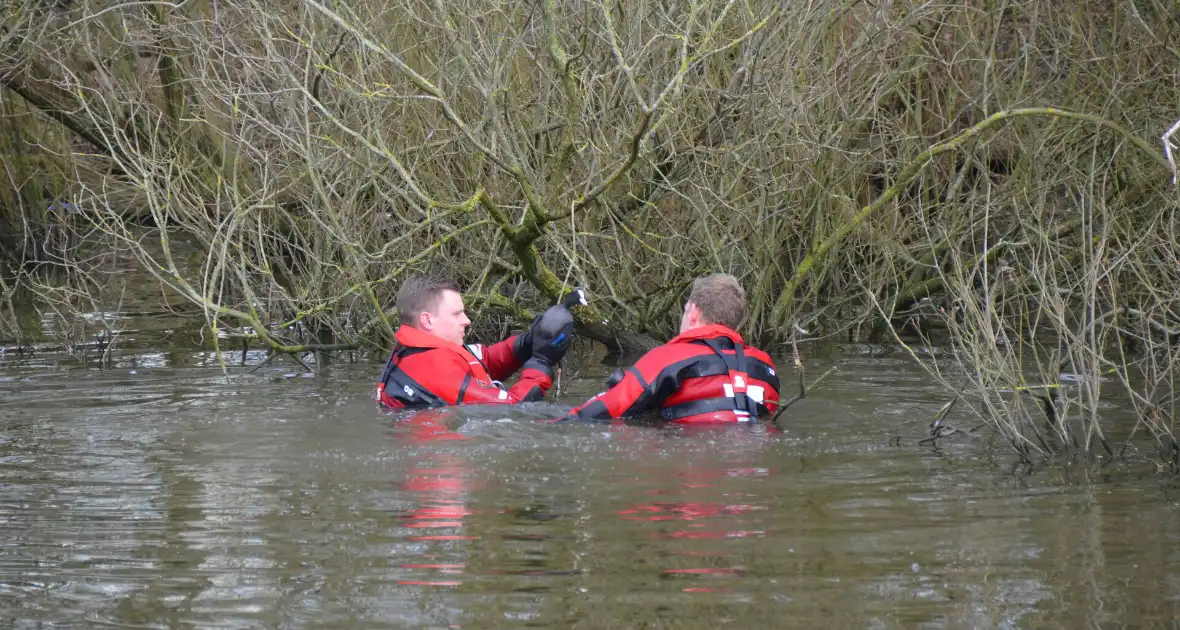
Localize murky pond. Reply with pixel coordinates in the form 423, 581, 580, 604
2, 335, 1180, 628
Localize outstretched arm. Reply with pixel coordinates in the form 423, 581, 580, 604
388, 350, 551, 405
564, 348, 670, 422
468, 334, 530, 382
458, 361, 553, 404
478, 293, 583, 382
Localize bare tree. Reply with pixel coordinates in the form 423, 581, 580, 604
3, 0, 1180, 465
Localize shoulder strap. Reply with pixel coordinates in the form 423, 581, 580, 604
378, 342, 402, 388
379, 343, 433, 384
697, 337, 759, 417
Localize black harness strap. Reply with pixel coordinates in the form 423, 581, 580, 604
379, 344, 448, 407
663, 397, 753, 419
661, 338, 760, 420
456, 373, 472, 404
378, 343, 403, 389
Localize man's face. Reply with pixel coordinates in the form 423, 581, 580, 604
421, 290, 470, 345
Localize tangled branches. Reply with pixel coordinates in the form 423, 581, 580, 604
2, 1, 1180, 466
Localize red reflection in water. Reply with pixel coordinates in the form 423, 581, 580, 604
400, 474, 477, 542
394, 409, 478, 583
396, 408, 470, 443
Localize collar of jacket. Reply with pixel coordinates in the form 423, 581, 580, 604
395, 326, 479, 361
667, 324, 744, 345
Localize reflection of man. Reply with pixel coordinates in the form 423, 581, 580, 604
377, 273, 574, 408
562, 274, 780, 423
395, 408, 473, 591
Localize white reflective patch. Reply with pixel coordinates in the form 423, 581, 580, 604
768, 368, 776, 376
734, 375, 745, 388
735, 410, 751, 422
723, 383, 735, 398
466, 344, 484, 360
498, 390, 509, 400
748, 385, 765, 403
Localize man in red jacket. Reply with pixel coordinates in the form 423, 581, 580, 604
562, 274, 780, 424
377, 273, 574, 408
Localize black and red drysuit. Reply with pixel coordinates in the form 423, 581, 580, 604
563, 324, 780, 424
377, 325, 551, 409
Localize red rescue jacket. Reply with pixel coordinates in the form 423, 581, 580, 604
565, 325, 780, 424
377, 326, 551, 408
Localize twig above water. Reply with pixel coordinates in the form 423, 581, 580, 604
771, 365, 837, 425
248, 351, 277, 374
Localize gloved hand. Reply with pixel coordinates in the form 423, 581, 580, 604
521, 290, 585, 351
522, 303, 574, 374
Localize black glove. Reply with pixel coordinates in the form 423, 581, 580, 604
517, 288, 585, 369
515, 289, 585, 357
522, 304, 574, 375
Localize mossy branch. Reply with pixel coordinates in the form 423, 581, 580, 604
569, 109, 653, 216
1, 60, 127, 171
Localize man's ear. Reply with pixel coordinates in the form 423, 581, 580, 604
417, 311, 433, 331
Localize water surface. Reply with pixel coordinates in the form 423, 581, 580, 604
1, 344, 1179, 628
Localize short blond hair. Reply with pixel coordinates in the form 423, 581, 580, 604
687, 273, 747, 329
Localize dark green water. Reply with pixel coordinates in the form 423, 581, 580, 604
2, 325, 1180, 628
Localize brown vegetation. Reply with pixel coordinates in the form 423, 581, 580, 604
2, 0, 1179, 465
